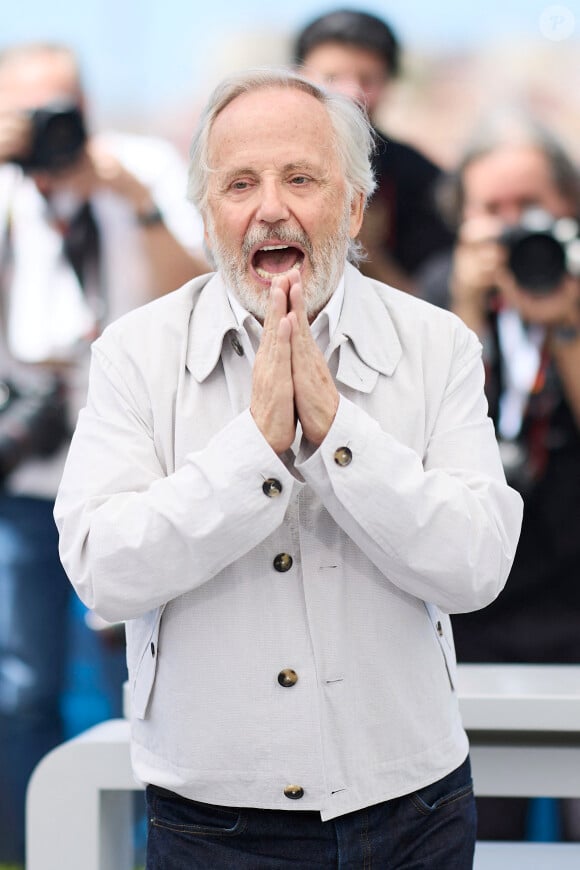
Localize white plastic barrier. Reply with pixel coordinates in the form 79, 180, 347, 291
27, 665, 580, 870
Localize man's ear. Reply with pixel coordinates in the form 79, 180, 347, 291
349, 192, 365, 238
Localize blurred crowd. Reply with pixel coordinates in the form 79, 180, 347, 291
1, 7, 579, 864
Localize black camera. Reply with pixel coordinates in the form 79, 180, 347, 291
0, 370, 70, 483
500, 208, 580, 295
13, 101, 87, 172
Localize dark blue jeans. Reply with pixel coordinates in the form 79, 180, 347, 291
0, 494, 70, 863
146, 755, 476, 869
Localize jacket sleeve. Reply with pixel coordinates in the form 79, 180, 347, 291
54, 341, 295, 623
295, 329, 523, 614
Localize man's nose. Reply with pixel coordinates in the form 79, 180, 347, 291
255, 180, 290, 223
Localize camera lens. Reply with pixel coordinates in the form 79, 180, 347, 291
507, 230, 567, 295
12, 103, 87, 172
42, 114, 83, 167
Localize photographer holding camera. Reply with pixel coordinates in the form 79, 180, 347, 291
0, 41, 208, 863
418, 113, 580, 840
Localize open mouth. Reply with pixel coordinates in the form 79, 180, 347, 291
250, 243, 305, 283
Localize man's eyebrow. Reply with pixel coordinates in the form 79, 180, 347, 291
284, 161, 325, 175
215, 161, 325, 184
215, 167, 257, 187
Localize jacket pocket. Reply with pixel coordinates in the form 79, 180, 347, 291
424, 602, 457, 691
126, 605, 165, 719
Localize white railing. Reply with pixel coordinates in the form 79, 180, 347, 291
26, 664, 580, 870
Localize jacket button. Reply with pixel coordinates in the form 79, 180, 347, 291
284, 784, 304, 800
273, 553, 293, 572
262, 478, 282, 498
334, 446, 352, 467
231, 335, 244, 356
150, 642, 156, 657
277, 668, 298, 687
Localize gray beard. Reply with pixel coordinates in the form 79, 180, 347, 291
205, 210, 351, 322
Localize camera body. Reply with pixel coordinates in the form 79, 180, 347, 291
500, 208, 580, 295
13, 101, 87, 172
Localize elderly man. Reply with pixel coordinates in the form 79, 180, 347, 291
55, 69, 522, 869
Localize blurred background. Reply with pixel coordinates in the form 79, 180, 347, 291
3, 0, 579, 168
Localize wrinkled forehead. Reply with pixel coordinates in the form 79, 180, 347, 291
208, 85, 338, 162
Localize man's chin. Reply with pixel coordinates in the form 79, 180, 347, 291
229, 280, 269, 322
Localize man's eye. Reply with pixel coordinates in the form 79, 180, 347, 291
291, 176, 309, 186
230, 180, 251, 191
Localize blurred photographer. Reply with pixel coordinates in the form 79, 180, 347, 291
294, 8, 453, 294
0, 41, 208, 863
418, 113, 580, 840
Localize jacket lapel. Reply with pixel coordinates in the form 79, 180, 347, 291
333, 263, 402, 392
186, 272, 240, 382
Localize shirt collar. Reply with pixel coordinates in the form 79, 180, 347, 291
186, 264, 401, 385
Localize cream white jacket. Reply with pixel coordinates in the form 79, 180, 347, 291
55, 263, 523, 820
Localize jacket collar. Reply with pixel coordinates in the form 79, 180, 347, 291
186, 263, 402, 389
186, 272, 240, 382
334, 262, 402, 389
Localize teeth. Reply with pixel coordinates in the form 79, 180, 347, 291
256, 266, 300, 279
259, 244, 289, 251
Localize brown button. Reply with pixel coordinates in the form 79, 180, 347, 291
262, 478, 283, 498
334, 446, 352, 467
277, 668, 298, 687
231, 335, 244, 356
284, 784, 304, 800
273, 553, 293, 572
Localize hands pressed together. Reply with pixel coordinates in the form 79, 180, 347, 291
250, 269, 339, 454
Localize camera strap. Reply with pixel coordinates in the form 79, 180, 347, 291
496, 308, 546, 441
56, 201, 104, 328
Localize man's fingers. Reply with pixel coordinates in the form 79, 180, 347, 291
277, 314, 292, 343
288, 275, 314, 344
262, 284, 287, 341
289, 282, 307, 323
251, 298, 295, 454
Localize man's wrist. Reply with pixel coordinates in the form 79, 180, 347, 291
135, 203, 164, 228
551, 323, 580, 344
